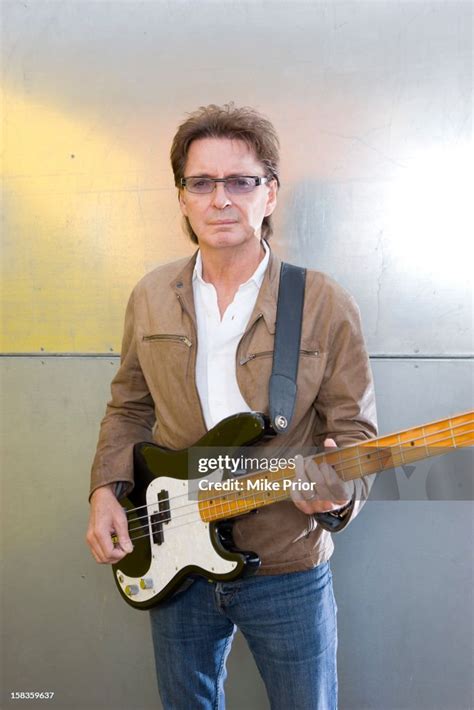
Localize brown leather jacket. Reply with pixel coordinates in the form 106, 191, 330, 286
90, 249, 377, 573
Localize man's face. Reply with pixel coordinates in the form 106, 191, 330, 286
178, 137, 277, 250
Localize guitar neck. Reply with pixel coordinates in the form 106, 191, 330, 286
198, 411, 473, 523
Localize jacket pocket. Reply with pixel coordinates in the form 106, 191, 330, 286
142, 334, 192, 347
239, 349, 320, 365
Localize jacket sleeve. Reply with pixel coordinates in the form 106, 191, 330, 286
89, 287, 156, 500
310, 286, 378, 530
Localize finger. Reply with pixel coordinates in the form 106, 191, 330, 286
290, 455, 305, 502
291, 455, 316, 503
90, 547, 102, 564
292, 499, 315, 515
90, 534, 110, 563
313, 501, 338, 513
113, 510, 133, 554
92, 526, 118, 562
86, 529, 105, 563
91, 533, 129, 564
86, 510, 116, 561
323, 438, 337, 448
294, 499, 349, 515
319, 460, 354, 501
89, 537, 108, 564
107, 546, 130, 563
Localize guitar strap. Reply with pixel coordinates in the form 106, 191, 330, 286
269, 262, 307, 434
269, 263, 354, 533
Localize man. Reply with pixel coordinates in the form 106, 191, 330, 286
87, 103, 377, 709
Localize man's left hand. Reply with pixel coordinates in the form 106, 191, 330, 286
291, 438, 353, 515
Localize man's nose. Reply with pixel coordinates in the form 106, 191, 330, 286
210, 182, 232, 209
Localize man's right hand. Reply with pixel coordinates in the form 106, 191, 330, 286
86, 484, 133, 564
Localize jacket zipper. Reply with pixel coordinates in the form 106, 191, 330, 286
142, 333, 192, 347
235, 312, 263, 366
240, 349, 320, 365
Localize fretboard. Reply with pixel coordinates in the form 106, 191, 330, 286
198, 411, 473, 523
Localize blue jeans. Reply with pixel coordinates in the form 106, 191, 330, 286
149, 562, 338, 710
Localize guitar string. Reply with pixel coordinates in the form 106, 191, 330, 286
124, 437, 472, 545
122, 427, 474, 542
121, 422, 473, 526
123, 419, 473, 521
123, 425, 474, 534
125, 491, 291, 544
126, 488, 290, 535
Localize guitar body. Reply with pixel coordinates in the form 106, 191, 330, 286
112, 412, 267, 610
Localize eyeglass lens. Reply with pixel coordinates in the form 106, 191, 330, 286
185, 177, 260, 194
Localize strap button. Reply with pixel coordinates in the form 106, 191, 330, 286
274, 415, 288, 430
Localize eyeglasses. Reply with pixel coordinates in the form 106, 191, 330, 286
180, 175, 270, 195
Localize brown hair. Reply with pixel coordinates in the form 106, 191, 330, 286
170, 103, 280, 243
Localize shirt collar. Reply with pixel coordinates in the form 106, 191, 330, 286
193, 240, 270, 289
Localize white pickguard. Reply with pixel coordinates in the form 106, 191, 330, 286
116, 476, 239, 604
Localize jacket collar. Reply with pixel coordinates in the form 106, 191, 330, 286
251, 247, 281, 334
169, 244, 282, 335
169, 250, 199, 327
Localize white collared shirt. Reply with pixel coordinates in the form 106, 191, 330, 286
192, 242, 269, 430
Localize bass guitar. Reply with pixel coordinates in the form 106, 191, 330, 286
112, 410, 473, 609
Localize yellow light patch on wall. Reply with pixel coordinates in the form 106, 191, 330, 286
2, 93, 189, 353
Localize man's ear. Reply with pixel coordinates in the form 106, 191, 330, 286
178, 190, 188, 217
264, 179, 278, 217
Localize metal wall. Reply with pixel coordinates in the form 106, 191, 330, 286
2, 1, 472, 709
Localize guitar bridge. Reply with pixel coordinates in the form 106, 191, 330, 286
150, 490, 170, 545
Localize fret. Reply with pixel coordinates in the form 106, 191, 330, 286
424, 423, 431, 459
397, 433, 405, 466
357, 447, 364, 478
449, 418, 456, 449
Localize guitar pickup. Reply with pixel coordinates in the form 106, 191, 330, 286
150, 490, 170, 545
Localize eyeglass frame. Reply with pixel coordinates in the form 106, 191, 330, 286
179, 175, 272, 194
